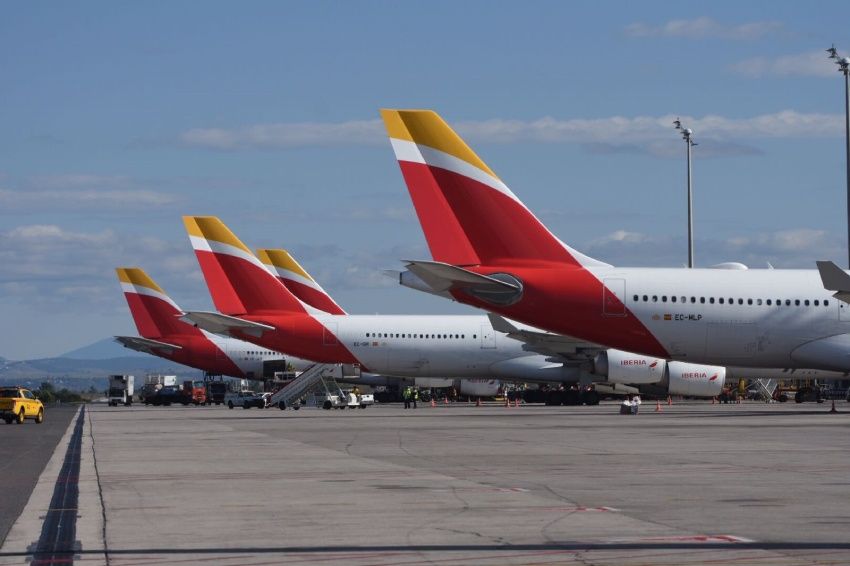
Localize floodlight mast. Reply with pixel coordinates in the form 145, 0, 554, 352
827, 44, 850, 268
674, 119, 697, 268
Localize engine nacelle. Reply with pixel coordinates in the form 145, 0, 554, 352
592, 349, 666, 384
665, 362, 726, 397
458, 379, 501, 398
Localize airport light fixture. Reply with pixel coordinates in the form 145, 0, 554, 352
673, 118, 697, 268
827, 44, 850, 268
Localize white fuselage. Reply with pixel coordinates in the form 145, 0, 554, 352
589, 267, 850, 371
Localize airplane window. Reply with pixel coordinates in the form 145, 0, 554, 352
681, 296, 686, 303
746, 299, 751, 305
795, 300, 800, 306
690, 297, 696, 303
633, 295, 639, 302
766, 299, 772, 305
709, 298, 715, 304
473, 334, 477, 339
643, 295, 648, 302
671, 296, 677, 303
719, 298, 724, 304
804, 300, 810, 306
662, 296, 667, 302
396, 334, 400, 338
700, 297, 705, 304
785, 300, 791, 306
814, 300, 820, 306
757, 299, 763, 305
825, 300, 830, 306
652, 296, 658, 302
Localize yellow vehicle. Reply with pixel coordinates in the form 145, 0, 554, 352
0, 387, 44, 424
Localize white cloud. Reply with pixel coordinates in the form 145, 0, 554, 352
581, 228, 841, 268
0, 173, 179, 213
731, 51, 837, 78
625, 17, 782, 40
178, 110, 843, 152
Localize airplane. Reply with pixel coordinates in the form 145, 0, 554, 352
257, 248, 499, 398
178, 216, 736, 401
380, 108, 850, 374
115, 267, 298, 380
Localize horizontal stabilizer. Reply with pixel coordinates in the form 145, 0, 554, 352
114, 336, 182, 354
403, 260, 524, 306
486, 313, 599, 359
816, 260, 850, 304
180, 311, 275, 338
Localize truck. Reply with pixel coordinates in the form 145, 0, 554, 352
205, 379, 228, 405
182, 380, 207, 405
108, 375, 135, 406
139, 374, 177, 404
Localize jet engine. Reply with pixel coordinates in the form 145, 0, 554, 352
592, 350, 726, 397
663, 362, 726, 397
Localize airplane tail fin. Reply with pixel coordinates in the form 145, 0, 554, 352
116, 267, 199, 338
183, 216, 308, 315
380, 109, 607, 268
257, 249, 347, 315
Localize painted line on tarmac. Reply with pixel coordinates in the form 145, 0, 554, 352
27, 406, 85, 565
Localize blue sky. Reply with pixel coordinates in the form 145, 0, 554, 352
1, 1, 849, 358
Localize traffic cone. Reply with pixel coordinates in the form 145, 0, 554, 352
504, 396, 510, 408
711, 396, 716, 405
430, 398, 436, 408
514, 397, 520, 407
476, 397, 481, 407
830, 400, 838, 413
667, 395, 672, 406
444, 396, 449, 405
655, 400, 662, 413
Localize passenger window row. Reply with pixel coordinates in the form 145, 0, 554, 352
365, 333, 473, 339
632, 295, 829, 307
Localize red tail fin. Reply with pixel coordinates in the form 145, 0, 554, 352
381, 109, 605, 268
184, 216, 308, 315
116, 268, 200, 338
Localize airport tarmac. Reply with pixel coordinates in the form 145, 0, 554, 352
1, 401, 849, 565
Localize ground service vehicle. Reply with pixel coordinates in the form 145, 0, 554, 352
150, 386, 188, 406
1, 387, 44, 424
108, 375, 134, 406
225, 390, 266, 409
182, 380, 207, 405
206, 380, 228, 405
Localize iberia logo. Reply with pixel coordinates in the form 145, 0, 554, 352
649, 361, 658, 368
709, 374, 718, 381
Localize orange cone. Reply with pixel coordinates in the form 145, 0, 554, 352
667, 395, 672, 406
655, 400, 662, 413
444, 396, 449, 405
711, 396, 716, 405
514, 397, 520, 407
430, 398, 436, 408
504, 396, 510, 408
476, 397, 481, 407
830, 400, 838, 413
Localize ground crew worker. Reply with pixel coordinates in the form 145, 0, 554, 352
402, 386, 411, 409
412, 388, 419, 409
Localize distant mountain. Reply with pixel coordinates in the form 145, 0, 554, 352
0, 355, 201, 384
60, 337, 147, 360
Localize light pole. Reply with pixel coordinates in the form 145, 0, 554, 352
674, 118, 697, 268
827, 45, 850, 268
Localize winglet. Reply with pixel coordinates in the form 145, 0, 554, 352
816, 260, 850, 304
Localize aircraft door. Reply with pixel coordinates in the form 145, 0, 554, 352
602, 278, 627, 317
840, 301, 850, 322
480, 324, 496, 349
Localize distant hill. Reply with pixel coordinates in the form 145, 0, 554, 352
0, 355, 201, 386
60, 337, 147, 360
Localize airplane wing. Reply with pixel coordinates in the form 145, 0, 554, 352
487, 313, 601, 361
114, 336, 182, 354
179, 311, 275, 338
816, 260, 850, 304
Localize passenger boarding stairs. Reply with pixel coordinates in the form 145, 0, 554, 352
753, 378, 778, 402
268, 363, 360, 408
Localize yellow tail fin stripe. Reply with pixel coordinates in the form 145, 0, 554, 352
116, 267, 165, 293
380, 109, 498, 179
257, 249, 313, 281
183, 216, 252, 254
